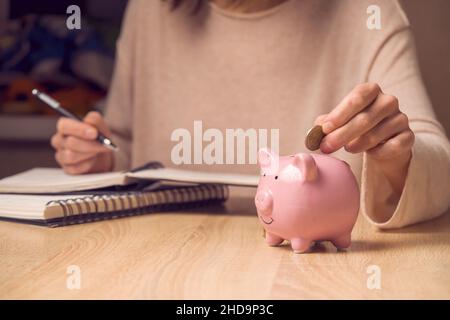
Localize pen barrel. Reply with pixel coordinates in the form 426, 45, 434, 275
58, 108, 83, 121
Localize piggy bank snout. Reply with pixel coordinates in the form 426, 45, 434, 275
255, 190, 273, 216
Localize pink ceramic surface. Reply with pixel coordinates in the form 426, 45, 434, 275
255, 149, 359, 253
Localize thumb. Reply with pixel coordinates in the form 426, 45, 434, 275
83, 111, 112, 136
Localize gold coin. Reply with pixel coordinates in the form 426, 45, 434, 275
305, 125, 325, 151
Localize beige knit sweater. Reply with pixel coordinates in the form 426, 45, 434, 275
104, 0, 450, 229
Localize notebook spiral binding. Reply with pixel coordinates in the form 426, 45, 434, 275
45, 184, 229, 227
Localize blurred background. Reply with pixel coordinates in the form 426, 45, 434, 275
0, 0, 449, 178
0, 0, 127, 177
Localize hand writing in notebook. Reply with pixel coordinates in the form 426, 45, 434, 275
51, 111, 114, 175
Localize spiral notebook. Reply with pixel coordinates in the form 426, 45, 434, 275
0, 184, 228, 227
0, 162, 236, 227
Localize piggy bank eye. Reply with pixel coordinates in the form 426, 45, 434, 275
274, 176, 278, 180
262, 173, 266, 177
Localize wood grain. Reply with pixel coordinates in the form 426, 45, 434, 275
0, 188, 449, 299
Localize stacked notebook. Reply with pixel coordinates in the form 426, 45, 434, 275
0, 162, 259, 227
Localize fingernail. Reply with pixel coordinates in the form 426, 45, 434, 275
322, 121, 334, 134
85, 128, 97, 139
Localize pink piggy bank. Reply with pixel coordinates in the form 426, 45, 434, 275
254, 149, 359, 253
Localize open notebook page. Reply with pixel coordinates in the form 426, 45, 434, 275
0, 168, 129, 193
128, 167, 259, 187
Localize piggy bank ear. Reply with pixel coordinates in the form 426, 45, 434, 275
293, 153, 318, 182
258, 148, 277, 169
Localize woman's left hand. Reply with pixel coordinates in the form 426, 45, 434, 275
315, 82, 415, 196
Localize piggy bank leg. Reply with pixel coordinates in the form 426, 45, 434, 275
331, 233, 351, 249
266, 232, 284, 246
290, 238, 312, 253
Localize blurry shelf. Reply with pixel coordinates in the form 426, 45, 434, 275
0, 115, 57, 142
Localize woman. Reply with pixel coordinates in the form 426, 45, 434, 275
50, 0, 450, 229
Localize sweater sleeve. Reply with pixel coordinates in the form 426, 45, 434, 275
103, 1, 138, 171
361, 23, 450, 228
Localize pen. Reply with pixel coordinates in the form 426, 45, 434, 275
32, 89, 118, 151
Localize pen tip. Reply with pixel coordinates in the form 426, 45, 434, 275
103, 138, 119, 152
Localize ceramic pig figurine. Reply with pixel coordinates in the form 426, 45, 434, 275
254, 149, 359, 253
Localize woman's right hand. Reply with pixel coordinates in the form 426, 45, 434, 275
51, 111, 114, 175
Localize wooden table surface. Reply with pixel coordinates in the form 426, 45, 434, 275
0, 188, 449, 299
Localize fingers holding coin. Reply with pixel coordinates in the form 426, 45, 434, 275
306, 83, 414, 159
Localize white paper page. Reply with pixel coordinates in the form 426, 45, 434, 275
128, 167, 259, 187
0, 168, 127, 193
